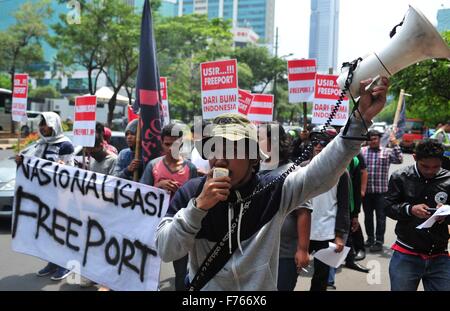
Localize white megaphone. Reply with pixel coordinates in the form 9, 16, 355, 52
337, 5, 450, 97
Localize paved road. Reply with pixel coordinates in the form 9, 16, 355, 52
0, 151, 415, 291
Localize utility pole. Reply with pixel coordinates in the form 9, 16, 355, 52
273, 27, 279, 121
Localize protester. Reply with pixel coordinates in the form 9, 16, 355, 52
430, 122, 450, 170
15, 112, 74, 281
385, 139, 450, 291
112, 119, 142, 180
86, 123, 117, 176
290, 127, 312, 161
190, 120, 210, 176
257, 123, 310, 291
344, 154, 371, 268
141, 123, 197, 291
304, 127, 350, 291
361, 129, 403, 252
103, 126, 118, 155
155, 76, 389, 291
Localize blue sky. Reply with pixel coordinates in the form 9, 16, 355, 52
275, 0, 450, 66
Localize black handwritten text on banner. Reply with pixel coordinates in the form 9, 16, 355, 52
11, 156, 170, 291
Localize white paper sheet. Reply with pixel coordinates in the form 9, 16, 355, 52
312, 242, 351, 268
416, 205, 450, 229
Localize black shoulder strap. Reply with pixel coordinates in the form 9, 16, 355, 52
188, 200, 253, 291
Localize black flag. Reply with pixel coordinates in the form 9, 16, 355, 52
134, 0, 163, 165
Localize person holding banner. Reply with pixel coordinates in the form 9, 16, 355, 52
15, 111, 74, 281
113, 119, 142, 180
156, 78, 389, 291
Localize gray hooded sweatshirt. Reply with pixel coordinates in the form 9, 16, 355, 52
156, 117, 369, 290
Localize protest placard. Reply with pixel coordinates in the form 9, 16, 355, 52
72, 95, 97, 147
238, 89, 254, 116
201, 59, 239, 119
160, 77, 170, 125
288, 59, 316, 103
12, 156, 170, 291
247, 94, 274, 123
12, 73, 29, 123
312, 74, 349, 126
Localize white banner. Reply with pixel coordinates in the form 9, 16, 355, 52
160, 77, 170, 126
73, 95, 97, 147
12, 73, 28, 123
287, 59, 316, 103
312, 74, 349, 126
201, 59, 239, 120
12, 156, 170, 291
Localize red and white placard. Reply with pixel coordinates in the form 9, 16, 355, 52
312, 74, 349, 126
288, 59, 316, 103
247, 94, 274, 123
201, 59, 239, 119
238, 89, 254, 116
160, 77, 170, 125
12, 74, 29, 122
73, 95, 97, 147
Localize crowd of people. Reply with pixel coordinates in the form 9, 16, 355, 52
14, 77, 450, 291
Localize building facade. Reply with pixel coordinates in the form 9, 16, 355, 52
437, 8, 450, 32
160, 0, 275, 50
308, 0, 340, 73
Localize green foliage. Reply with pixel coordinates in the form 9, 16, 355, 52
156, 15, 234, 121
232, 45, 287, 93
389, 31, 450, 126
0, 73, 11, 89
375, 101, 397, 124
29, 85, 61, 99
0, 0, 52, 80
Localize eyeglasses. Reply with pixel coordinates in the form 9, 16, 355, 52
312, 140, 329, 147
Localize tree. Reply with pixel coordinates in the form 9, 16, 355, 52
29, 85, 61, 100
52, 0, 159, 124
0, 73, 11, 89
0, 0, 52, 132
232, 45, 287, 93
389, 31, 450, 126
156, 15, 233, 122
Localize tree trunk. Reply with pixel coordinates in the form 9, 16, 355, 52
107, 94, 117, 127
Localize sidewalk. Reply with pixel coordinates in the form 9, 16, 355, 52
0, 138, 15, 150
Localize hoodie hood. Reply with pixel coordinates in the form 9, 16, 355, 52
37, 112, 71, 145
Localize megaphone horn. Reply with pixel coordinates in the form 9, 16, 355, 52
337, 5, 450, 98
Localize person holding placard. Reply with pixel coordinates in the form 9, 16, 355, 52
15, 112, 75, 281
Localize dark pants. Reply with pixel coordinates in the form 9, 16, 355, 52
362, 193, 387, 244
277, 258, 298, 291
389, 251, 450, 291
309, 240, 332, 291
173, 255, 188, 291
351, 226, 365, 252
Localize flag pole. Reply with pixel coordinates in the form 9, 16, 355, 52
393, 89, 405, 132
133, 115, 141, 182
302, 102, 308, 130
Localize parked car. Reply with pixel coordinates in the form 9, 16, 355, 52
0, 131, 126, 219
369, 121, 388, 135
0, 158, 16, 218
400, 118, 426, 153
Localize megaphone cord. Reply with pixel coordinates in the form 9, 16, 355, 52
232, 58, 363, 206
